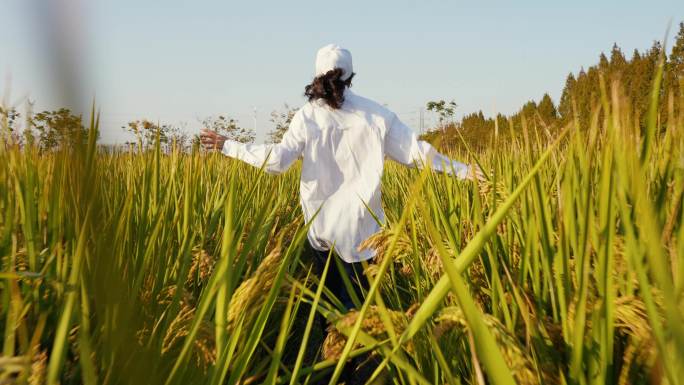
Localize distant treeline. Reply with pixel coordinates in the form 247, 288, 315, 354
422, 22, 684, 153
1, 104, 292, 152
4, 23, 683, 153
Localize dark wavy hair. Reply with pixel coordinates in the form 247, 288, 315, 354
304, 68, 355, 109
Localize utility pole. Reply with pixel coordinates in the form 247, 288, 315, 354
418, 106, 425, 135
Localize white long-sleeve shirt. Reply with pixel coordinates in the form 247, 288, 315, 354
221, 89, 470, 263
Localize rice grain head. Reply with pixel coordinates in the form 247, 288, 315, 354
613, 295, 660, 379
322, 305, 409, 360
435, 306, 538, 385
358, 227, 414, 277
227, 246, 282, 330
186, 247, 215, 286
29, 349, 47, 385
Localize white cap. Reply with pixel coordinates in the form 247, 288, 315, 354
315, 44, 353, 80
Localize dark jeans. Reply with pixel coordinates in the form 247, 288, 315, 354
307, 242, 373, 384
308, 242, 369, 311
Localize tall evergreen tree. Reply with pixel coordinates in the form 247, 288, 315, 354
537, 93, 558, 124
625, 49, 642, 94
670, 23, 684, 81
610, 43, 628, 77
641, 41, 663, 124
599, 52, 610, 73
575, 68, 592, 129
559, 73, 577, 122
666, 22, 684, 116
520, 100, 538, 121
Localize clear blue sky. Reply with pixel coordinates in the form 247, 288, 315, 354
1, 0, 682, 144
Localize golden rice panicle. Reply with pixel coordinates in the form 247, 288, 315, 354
404, 302, 421, 320
322, 327, 347, 361
270, 215, 303, 250
10, 246, 29, 273
358, 227, 415, 277
156, 284, 194, 306
435, 307, 539, 385
614, 295, 660, 382
186, 247, 215, 286
161, 302, 217, 372
29, 349, 47, 385
425, 239, 456, 280
357, 229, 392, 263
425, 247, 444, 280
322, 305, 408, 360
433, 306, 468, 339
227, 246, 282, 329
137, 284, 217, 372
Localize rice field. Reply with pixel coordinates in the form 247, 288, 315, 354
1, 75, 683, 384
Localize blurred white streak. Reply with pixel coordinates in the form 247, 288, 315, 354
30, 0, 92, 115
2, 71, 31, 109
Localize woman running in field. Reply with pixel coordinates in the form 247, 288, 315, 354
200, 44, 484, 312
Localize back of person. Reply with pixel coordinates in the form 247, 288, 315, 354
297, 88, 397, 261
199, 44, 482, 381
201, 44, 479, 264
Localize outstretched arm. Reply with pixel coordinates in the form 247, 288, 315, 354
384, 113, 484, 181
200, 109, 307, 175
